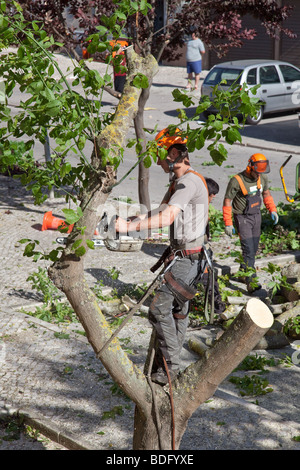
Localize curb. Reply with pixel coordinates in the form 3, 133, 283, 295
136, 123, 300, 155
229, 138, 300, 155
0, 404, 96, 450
215, 250, 300, 276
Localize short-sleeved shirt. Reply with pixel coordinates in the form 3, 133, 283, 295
224, 172, 269, 214
186, 38, 205, 62
162, 170, 208, 247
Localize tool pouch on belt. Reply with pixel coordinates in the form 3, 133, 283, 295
164, 270, 197, 306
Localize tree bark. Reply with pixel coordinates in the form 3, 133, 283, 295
280, 284, 300, 302
133, 82, 153, 212
134, 298, 274, 450
269, 300, 300, 335
254, 333, 290, 349
48, 47, 159, 406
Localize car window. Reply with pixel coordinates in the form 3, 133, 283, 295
279, 64, 300, 82
259, 66, 280, 84
204, 67, 243, 86
246, 68, 257, 85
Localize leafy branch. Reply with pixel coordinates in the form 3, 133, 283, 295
172, 82, 262, 166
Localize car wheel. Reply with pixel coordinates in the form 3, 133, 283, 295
246, 106, 263, 125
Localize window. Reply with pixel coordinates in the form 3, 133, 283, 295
246, 68, 257, 85
205, 67, 243, 86
279, 65, 300, 83
259, 66, 280, 84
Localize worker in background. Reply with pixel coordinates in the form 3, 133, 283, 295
222, 153, 279, 294
109, 39, 128, 93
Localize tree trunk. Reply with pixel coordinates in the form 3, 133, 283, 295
133, 82, 153, 212
254, 333, 290, 349
133, 298, 274, 450
268, 300, 300, 335
48, 47, 159, 405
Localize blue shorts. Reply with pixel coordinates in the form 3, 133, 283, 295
187, 60, 202, 75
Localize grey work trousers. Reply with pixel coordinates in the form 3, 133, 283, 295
149, 256, 200, 370
234, 212, 261, 269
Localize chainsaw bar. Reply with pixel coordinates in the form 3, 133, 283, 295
56, 237, 105, 247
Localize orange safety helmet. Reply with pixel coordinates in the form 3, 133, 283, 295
109, 39, 129, 57
155, 128, 187, 151
246, 153, 270, 174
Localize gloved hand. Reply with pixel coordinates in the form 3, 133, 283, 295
271, 212, 279, 225
225, 225, 235, 238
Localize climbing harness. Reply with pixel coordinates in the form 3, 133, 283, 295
202, 245, 215, 324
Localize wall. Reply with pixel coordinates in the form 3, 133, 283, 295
162, 0, 300, 70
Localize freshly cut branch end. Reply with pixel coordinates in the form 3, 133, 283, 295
247, 298, 274, 329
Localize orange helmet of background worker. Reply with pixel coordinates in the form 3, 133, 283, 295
246, 153, 270, 174
109, 39, 128, 57
155, 128, 187, 151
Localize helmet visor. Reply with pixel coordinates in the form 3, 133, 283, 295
252, 159, 270, 174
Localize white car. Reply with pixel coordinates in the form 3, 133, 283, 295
201, 59, 300, 124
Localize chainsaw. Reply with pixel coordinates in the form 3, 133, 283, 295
56, 212, 143, 252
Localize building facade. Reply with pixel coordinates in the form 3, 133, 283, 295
163, 0, 300, 70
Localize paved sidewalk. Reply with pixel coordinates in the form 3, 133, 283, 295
0, 51, 300, 451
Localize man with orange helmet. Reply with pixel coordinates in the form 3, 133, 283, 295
109, 39, 128, 93
115, 127, 209, 385
223, 153, 278, 293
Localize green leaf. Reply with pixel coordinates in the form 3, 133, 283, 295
48, 249, 60, 261
75, 246, 86, 257
62, 208, 82, 224
95, 25, 108, 36
44, 99, 62, 117
86, 239, 95, 249
224, 127, 242, 145
72, 239, 82, 250
32, 21, 39, 31
211, 120, 223, 132
19, 238, 31, 244
143, 155, 152, 168
60, 162, 72, 178
132, 73, 149, 89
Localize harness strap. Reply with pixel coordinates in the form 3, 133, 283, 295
185, 169, 209, 204
175, 246, 203, 257
234, 174, 261, 195
165, 169, 209, 204
173, 312, 187, 319
164, 271, 196, 300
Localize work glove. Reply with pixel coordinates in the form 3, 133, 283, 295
225, 225, 235, 238
271, 212, 279, 225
